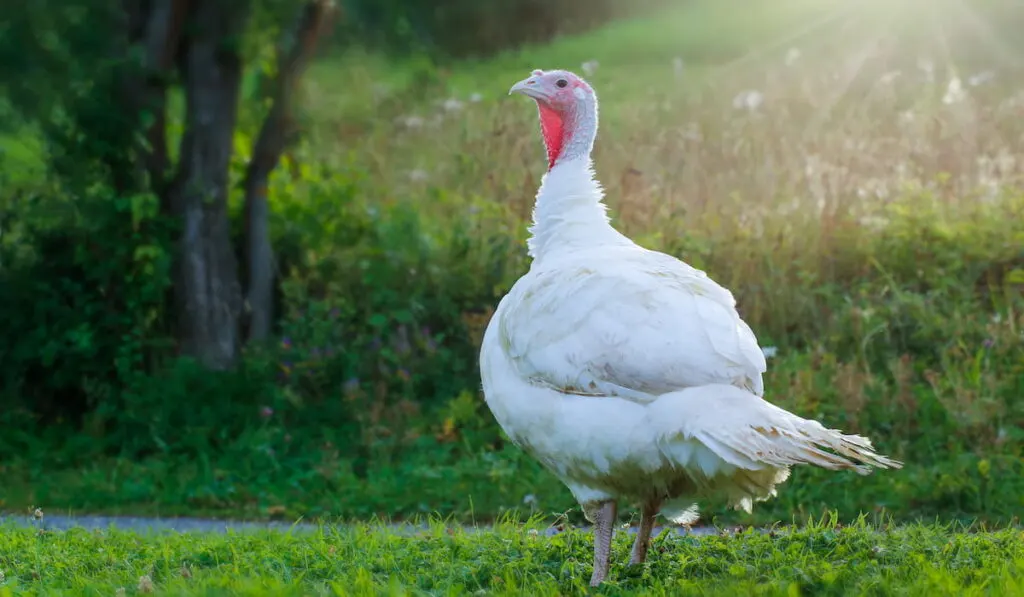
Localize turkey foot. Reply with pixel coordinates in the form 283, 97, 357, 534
590, 500, 618, 587
629, 499, 661, 565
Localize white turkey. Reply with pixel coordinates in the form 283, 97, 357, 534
478, 68, 902, 586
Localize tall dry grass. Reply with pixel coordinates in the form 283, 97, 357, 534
303, 45, 1024, 345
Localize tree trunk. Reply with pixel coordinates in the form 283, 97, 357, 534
168, 0, 250, 370
243, 0, 337, 343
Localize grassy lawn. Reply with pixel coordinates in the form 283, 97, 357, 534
0, 519, 1022, 595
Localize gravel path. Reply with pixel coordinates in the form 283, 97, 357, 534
1, 514, 322, 535
3, 513, 1016, 539
0, 513, 727, 537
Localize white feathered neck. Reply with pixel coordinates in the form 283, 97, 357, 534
527, 158, 628, 260
526, 89, 630, 261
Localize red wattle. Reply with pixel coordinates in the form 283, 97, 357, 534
537, 102, 565, 170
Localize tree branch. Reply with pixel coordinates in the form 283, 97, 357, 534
138, 0, 191, 198
243, 0, 339, 343
117, 0, 190, 199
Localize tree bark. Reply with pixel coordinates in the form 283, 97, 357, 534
243, 0, 337, 343
168, 0, 251, 370
117, 0, 190, 198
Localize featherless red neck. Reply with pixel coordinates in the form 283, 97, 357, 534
508, 69, 598, 171
538, 102, 566, 170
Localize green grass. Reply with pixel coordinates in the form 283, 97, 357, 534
306, 0, 851, 97
0, 519, 1022, 595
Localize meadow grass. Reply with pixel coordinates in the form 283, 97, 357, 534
2, 0, 1023, 529
0, 518, 1022, 596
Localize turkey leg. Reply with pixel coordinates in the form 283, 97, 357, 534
629, 499, 661, 565
589, 500, 618, 587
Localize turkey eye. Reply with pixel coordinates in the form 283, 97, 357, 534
556, 79, 568, 88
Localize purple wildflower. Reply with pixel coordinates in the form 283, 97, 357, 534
259, 406, 274, 419
394, 326, 412, 355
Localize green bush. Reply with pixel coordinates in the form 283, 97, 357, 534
0, 181, 174, 449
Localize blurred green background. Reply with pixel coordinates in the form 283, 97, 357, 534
0, 0, 1021, 527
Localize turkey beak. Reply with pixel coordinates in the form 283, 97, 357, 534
509, 77, 546, 100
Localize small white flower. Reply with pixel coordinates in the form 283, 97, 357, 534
527, 529, 540, 536
371, 83, 391, 104
878, 70, 901, 85
408, 169, 429, 183
400, 115, 424, 129
761, 346, 778, 359
804, 154, 821, 178
523, 493, 538, 506
681, 122, 702, 142
968, 71, 995, 87
995, 148, 1016, 173
858, 215, 891, 231
442, 98, 464, 112
784, 47, 801, 67
917, 57, 935, 81
894, 162, 909, 180
999, 90, 1024, 111
856, 178, 890, 201
468, 92, 483, 103
672, 57, 685, 77
581, 60, 599, 77
138, 575, 154, 593
942, 76, 966, 104
732, 90, 764, 111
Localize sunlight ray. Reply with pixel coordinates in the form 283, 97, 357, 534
949, 0, 1023, 69
715, 1, 862, 74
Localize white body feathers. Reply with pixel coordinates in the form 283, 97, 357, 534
479, 157, 900, 524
